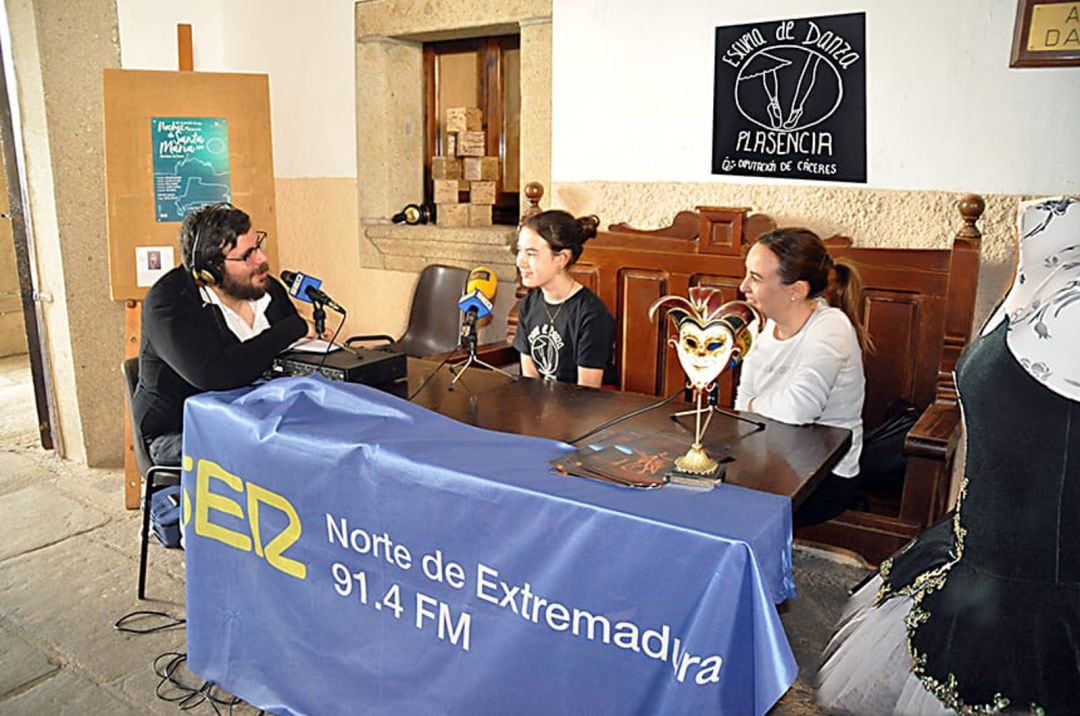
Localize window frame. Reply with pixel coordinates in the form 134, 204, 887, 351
423, 34, 521, 226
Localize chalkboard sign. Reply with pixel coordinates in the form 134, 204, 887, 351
712, 13, 866, 183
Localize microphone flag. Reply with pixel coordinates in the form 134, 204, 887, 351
281, 270, 346, 314
457, 266, 497, 319
281, 270, 323, 304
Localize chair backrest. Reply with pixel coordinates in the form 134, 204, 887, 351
121, 357, 154, 477
393, 264, 470, 357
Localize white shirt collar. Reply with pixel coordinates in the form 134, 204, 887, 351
202, 286, 272, 342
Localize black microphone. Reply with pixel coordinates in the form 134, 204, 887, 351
280, 270, 346, 314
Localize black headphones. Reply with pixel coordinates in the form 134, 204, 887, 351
188, 202, 237, 287
392, 203, 433, 225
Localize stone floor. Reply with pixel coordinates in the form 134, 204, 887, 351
0, 353, 868, 715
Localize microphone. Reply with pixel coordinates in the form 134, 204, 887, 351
280, 270, 345, 314
456, 266, 497, 324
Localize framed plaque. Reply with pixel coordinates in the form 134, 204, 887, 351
1011, 0, 1080, 67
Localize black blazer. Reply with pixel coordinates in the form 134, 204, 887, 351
133, 266, 307, 442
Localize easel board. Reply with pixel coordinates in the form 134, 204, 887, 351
103, 69, 279, 301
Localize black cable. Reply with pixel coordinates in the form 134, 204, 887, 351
317, 309, 347, 369
153, 652, 243, 714
115, 609, 247, 713
113, 610, 186, 633
114, 609, 187, 635
407, 350, 457, 401
567, 387, 685, 445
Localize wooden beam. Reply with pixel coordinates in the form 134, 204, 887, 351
123, 300, 142, 509
177, 24, 193, 71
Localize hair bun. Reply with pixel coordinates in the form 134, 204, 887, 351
576, 214, 600, 241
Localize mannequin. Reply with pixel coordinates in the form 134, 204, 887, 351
817, 197, 1080, 715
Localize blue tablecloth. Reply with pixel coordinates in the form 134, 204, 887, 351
182, 376, 797, 715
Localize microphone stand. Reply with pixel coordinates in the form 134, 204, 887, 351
448, 311, 516, 386
311, 299, 327, 339
669, 383, 767, 433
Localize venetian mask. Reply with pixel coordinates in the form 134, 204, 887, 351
649, 288, 763, 390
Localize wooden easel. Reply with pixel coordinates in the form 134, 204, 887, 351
121, 25, 194, 509
117, 24, 277, 508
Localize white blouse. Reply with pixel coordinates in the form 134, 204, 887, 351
735, 299, 865, 477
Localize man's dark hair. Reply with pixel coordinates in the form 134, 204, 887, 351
179, 203, 251, 276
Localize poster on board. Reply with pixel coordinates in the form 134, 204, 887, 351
711, 13, 866, 183
152, 117, 231, 222
135, 245, 173, 287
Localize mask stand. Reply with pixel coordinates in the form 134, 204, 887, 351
669, 384, 767, 433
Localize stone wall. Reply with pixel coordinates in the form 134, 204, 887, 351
553, 181, 1022, 331
7, 0, 122, 464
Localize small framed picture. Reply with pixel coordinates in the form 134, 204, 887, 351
1011, 0, 1080, 68
136, 246, 173, 287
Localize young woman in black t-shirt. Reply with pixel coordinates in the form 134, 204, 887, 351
511, 210, 615, 387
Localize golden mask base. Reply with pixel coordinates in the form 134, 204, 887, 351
673, 444, 719, 476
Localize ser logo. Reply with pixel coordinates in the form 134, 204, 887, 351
182, 455, 307, 579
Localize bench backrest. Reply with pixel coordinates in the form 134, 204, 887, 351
560, 199, 983, 430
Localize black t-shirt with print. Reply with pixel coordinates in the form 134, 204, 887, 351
512, 286, 616, 385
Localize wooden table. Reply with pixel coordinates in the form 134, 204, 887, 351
390, 358, 851, 508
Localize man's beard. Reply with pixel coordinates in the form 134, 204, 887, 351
221, 261, 270, 300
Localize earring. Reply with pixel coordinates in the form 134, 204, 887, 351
789, 295, 795, 302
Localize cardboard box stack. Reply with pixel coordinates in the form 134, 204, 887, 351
433, 107, 500, 227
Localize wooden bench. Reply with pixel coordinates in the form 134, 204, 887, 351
486, 194, 984, 566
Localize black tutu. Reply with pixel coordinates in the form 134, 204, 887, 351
818, 321, 1080, 715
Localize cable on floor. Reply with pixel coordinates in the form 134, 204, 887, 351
113, 609, 186, 634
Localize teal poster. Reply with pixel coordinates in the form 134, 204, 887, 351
152, 117, 231, 222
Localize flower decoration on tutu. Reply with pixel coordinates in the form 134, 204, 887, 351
648, 287, 763, 391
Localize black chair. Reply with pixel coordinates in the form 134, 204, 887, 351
346, 264, 469, 357
121, 357, 181, 600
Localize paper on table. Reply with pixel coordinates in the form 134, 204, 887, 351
287, 338, 342, 353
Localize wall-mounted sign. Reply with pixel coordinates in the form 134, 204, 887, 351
712, 13, 866, 183
151, 117, 231, 222
1011, 1, 1080, 67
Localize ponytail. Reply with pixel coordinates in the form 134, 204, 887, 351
829, 258, 874, 353
756, 228, 874, 354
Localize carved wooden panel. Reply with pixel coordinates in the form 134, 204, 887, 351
570, 265, 598, 294
862, 292, 923, 428
831, 245, 953, 430
697, 207, 744, 255
619, 269, 669, 394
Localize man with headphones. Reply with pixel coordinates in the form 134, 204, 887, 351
132, 203, 309, 465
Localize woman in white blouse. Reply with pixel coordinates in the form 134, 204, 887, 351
735, 228, 870, 527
